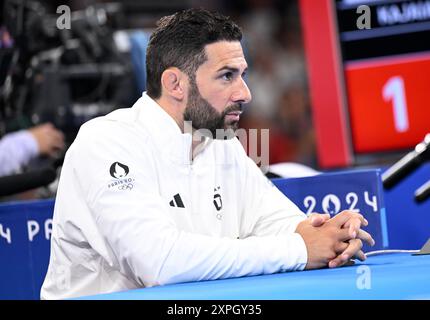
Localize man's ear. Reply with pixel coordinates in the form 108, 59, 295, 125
160, 67, 186, 101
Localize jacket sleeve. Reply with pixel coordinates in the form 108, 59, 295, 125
0, 130, 38, 176
233, 141, 308, 265
70, 125, 307, 288
241, 155, 308, 236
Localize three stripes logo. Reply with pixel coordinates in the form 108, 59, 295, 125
169, 193, 185, 208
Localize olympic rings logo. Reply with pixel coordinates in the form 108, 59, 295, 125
118, 184, 134, 191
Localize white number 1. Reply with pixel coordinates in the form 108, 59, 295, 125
382, 76, 409, 132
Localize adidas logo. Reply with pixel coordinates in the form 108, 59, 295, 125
169, 193, 185, 208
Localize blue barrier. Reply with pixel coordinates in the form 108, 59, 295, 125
273, 169, 388, 252
0, 166, 429, 299
0, 199, 54, 300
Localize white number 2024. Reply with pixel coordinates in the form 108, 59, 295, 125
303, 192, 378, 215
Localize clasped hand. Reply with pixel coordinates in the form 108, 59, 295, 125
295, 211, 375, 270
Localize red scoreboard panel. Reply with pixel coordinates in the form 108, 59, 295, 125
346, 53, 430, 153
300, 0, 430, 168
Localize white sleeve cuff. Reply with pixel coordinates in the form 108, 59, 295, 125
286, 232, 308, 271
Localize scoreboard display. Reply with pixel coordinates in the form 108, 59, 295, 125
337, 0, 430, 154
300, 0, 430, 167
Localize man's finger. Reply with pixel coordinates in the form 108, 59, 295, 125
331, 211, 367, 227
357, 229, 375, 247
337, 228, 353, 242
344, 214, 368, 228
334, 241, 349, 253
347, 218, 362, 239
328, 239, 363, 268
354, 250, 366, 262
329, 246, 366, 268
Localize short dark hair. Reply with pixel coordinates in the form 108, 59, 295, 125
146, 8, 242, 99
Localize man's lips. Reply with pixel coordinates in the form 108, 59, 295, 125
225, 111, 242, 122
226, 111, 243, 116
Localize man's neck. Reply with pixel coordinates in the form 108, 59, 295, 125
155, 96, 208, 160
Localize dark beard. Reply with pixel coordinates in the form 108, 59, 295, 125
183, 79, 242, 139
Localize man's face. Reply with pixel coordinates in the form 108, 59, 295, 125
183, 41, 252, 139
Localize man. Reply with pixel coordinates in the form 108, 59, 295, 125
41, 9, 374, 299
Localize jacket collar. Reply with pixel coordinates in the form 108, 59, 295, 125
134, 92, 211, 165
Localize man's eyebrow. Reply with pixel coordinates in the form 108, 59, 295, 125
216, 66, 248, 73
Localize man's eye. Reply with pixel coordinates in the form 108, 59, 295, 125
222, 72, 233, 81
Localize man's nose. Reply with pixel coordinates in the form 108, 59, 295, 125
232, 78, 252, 104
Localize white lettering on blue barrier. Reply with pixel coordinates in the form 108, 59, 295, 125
346, 192, 360, 212
303, 196, 316, 214
302, 191, 378, 215
27, 219, 53, 241
45, 219, 52, 240
0, 224, 12, 244
364, 191, 378, 212
27, 220, 40, 242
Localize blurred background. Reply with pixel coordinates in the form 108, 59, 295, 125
1, 0, 429, 201
0, 0, 316, 200
1, 0, 430, 300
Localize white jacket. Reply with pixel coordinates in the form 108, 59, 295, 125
41, 93, 307, 299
